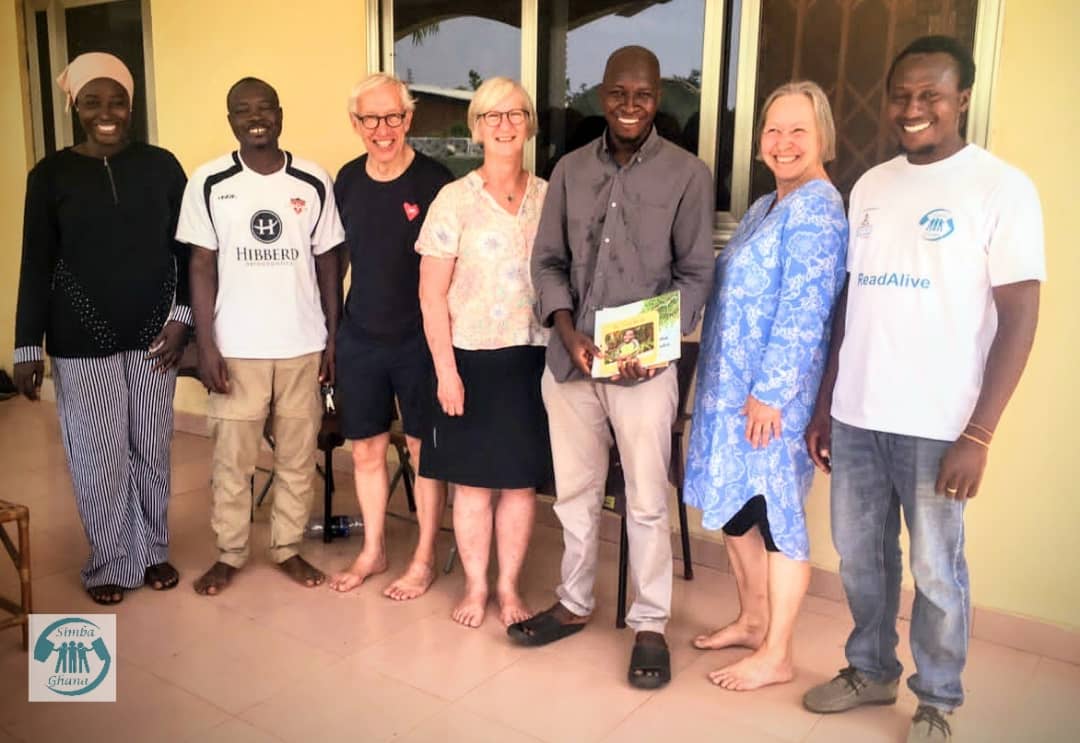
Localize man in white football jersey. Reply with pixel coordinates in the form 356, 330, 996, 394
178, 77, 344, 595
802, 36, 1044, 742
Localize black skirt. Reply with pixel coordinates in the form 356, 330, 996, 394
419, 345, 553, 490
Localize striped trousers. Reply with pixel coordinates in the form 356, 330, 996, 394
52, 352, 177, 589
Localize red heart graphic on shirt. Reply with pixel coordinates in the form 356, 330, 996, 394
403, 202, 420, 221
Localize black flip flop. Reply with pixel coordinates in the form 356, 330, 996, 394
87, 584, 124, 605
507, 608, 587, 647
628, 638, 671, 689
145, 562, 180, 590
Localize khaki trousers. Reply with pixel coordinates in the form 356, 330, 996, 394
542, 365, 678, 633
207, 352, 322, 567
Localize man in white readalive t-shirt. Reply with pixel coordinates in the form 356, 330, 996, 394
800, 37, 1044, 743
177, 77, 345, 596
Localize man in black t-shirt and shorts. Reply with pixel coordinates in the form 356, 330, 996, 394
327, 73, 453, 600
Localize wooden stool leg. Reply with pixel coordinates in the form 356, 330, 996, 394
18, 514, 31, 651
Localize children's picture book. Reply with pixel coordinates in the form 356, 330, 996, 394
591, 290, 681, 378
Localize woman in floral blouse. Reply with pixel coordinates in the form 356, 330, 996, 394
417, 77, 551, 630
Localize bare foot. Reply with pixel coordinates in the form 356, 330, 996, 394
328, 550, 387, 593
279, 555, 326, 587
496, 586, 533, 627
708, 649, 795, 691
451, 581, 489, 628
693, 617, 767, 651
384, 560, 435, 601
194, 561, 237, 596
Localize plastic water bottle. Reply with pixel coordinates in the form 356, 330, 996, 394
304, 515, 363, 539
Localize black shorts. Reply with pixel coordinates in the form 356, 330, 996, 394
334, 326, 433, 440
722, 495, 779, 552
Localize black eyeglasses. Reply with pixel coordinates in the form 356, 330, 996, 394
351, 112, 406, 129
476, 109, 530, 127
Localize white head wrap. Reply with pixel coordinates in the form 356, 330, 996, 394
56, 52, 134, 111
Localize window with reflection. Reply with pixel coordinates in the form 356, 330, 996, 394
713, 0, 740, 211
25, 0, 151, 158
374, 0, 993, 228
750, 0, 979, 202
535, 0, 706, 177
391, 0, 521, 176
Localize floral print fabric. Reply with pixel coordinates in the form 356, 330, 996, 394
416, 170, 549, 350
684, 179, 848, 560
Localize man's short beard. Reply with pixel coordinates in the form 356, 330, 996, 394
609, 124, 652, 149
898, 142, 937, 157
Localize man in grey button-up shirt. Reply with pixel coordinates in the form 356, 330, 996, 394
510, 46, 713, 691
531, 108, 714, 382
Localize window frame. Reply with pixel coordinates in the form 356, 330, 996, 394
371, 0, 1005, 244
22, 0, 159, 160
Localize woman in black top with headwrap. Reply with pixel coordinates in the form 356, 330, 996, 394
13, 52, 190, 604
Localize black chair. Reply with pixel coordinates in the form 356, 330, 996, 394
610, 341, 699, 629
317, 400, 422, 544
314, 401, 346, 542
387, 416, 417, 515
381, 411, 457, 573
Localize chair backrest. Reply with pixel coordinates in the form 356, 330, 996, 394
676, 340, 701, 416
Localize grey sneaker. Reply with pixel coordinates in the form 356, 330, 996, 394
907, 705, 953, 741
802, 666, 899, 713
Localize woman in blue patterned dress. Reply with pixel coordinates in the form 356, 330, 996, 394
684, 81, 848, 691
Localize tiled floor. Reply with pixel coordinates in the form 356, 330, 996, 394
0, 396, 1078, 742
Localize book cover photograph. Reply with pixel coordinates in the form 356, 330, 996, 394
591, 290, 682, 378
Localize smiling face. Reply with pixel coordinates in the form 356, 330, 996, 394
352, 81, 412, 167
623, 329, 635, 342
887, 51, 970, 165
759, 93, 824, 191
74, 78, 130, 153
476, 90, 529, 160
227, 80, 282, 151
601, 50, 660, 151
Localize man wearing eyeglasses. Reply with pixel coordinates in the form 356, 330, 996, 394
327, 73, 453, 600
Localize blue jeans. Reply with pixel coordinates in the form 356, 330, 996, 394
830, 419, 970, 710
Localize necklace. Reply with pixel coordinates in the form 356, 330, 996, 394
481, 168, 526, 204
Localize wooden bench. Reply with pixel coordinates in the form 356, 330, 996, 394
0, 499, 31, 650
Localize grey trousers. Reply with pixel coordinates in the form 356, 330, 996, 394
541, 365, 678, 633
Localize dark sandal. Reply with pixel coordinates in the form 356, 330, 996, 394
507, 607, 587, 647
628, 637, 671, 690
145, 562, 180, 590
87, 584, 124, 605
